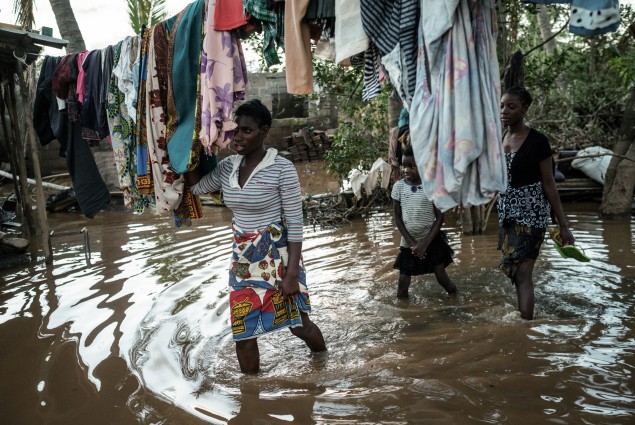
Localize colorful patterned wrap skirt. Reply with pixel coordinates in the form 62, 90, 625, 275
228, 222, 311, 341
497, 220, 545, 281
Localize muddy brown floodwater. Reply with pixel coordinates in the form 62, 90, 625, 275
0, 162, 634, 424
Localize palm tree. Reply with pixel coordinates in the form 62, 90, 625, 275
49, 0, 86, 52
127, 0, 167, 35
11, 0, 35, 30
13, 0, 86, 53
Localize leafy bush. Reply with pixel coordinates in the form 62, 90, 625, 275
511, 3, 635, 150
314, 59, 390, 183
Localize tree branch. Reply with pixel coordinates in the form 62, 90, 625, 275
523, 18, 569, 58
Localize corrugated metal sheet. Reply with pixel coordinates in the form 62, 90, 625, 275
0, 24, 67, 66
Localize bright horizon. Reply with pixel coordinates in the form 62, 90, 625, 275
1, 0, 631, 69
1, 0, 193, 51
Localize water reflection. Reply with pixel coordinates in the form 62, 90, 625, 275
0, 202, 633, 424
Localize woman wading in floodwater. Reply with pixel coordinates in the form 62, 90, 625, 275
188, 99, 326, 373
497, 86, 575, 320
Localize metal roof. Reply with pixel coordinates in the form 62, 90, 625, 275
0, 24, 67, 67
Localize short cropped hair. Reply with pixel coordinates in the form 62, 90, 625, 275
504, 86, 533, 107
403, 144, 414, 158
235, 99, 272, 127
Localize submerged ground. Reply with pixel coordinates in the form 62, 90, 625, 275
0, 163, 633, 424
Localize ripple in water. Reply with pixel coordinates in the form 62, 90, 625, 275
0, 203, 634, 424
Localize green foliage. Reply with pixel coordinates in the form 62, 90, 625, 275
127, 0, 167, 35
242, 31, 285, 73
12, 0, 35, 29
507, 3, 635, 150
314, 58, 390, 182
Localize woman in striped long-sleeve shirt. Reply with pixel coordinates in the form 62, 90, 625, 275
187, 99, 326, 373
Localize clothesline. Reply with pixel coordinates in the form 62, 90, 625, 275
32, 0, 623, 222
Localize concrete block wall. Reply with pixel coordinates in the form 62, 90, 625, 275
242, 72, 337, 153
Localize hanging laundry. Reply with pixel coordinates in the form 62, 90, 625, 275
81, 50, 110, 139
33, 56, 67, 158
135, 28, 153, 195
244, 0, 284, 67
166, 0, 205, 174
285, 0, 314, 94
360, 0, 419, 106
214, 0, 249, 30
106, 41, 152, 212
410, 0, 506, 212
350, 44, 382, 102
111, 36, 140, 124
144, 21, 203, 227
145, 22, 182, 213
51, 53, 111, 218
98, 46, 115, 134
522, 0, 620, 36
75, 51, 89, 104
334, 0, 369, 64
199, 0, 249, 153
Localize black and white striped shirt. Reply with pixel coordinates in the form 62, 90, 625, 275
360, 0, 419, 103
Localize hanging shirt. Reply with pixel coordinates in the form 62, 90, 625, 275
285, 0, 313, 95
199, 0, 249, 153
214, 0, 249, 30
112, 36, 139, 124
360, 0, 419, 106
166, 0, 205, 174
244, 0, 284, 66
522, 0, 620, 36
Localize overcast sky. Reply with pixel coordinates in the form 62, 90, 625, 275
0, 0, 268, 67
2, 0, 632, 64
1, 0, 193, 51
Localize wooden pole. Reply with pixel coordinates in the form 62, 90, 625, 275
0, 80, 23, 206
1, 81, 32, 238
16, 62, 52, 263
461, 207, 474, 235
7, 73, 36, 236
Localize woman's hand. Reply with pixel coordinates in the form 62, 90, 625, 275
279, 270, 300, 301
560, 226, 575, 246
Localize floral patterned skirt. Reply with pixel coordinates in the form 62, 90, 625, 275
228, 222, 311, 341
497, 220, 545, 281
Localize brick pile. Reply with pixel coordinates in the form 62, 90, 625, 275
279, 128, 334, 163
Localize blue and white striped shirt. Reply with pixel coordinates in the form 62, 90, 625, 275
191, 149, 304, 242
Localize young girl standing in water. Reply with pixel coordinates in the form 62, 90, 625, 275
392, 145, 457, 298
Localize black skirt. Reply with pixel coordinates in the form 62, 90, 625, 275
393, 232, 454, 276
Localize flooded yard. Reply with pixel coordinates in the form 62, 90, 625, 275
0, 162, 633, 424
